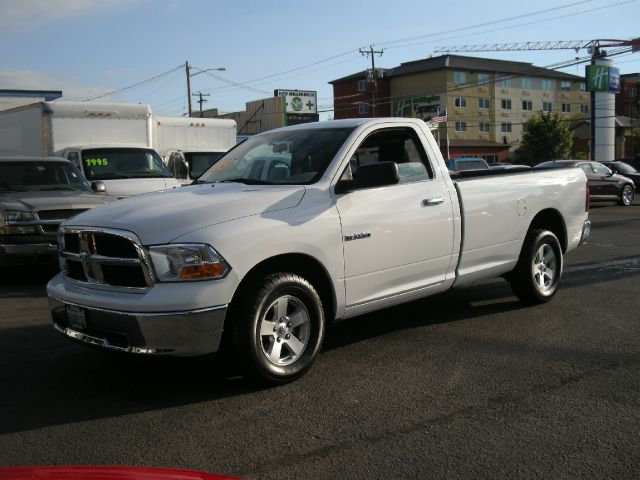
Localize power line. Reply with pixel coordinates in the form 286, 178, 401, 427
72, 65, 183, 102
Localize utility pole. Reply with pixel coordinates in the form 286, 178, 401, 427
359, 45, 384, 117
193, 92, 210, 117
185, 60, 193, 117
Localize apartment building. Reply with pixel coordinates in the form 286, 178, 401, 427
330, 55, 589, 161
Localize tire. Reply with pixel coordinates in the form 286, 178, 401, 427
510, 229, 563, 305
229, 273, 325, 385
619, 184, 634, 206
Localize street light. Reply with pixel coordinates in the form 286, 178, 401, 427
185, 61, 226, 117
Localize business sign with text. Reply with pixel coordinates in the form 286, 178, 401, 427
275, 90, 317, 114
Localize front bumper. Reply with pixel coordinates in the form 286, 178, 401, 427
50, 296, 227, 356
0, 238, 57, 265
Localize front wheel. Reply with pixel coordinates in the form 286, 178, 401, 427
510, 229, 563, 305
229, 273, 325, 385
619, 184, 634, 206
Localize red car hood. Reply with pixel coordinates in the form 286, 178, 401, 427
0, 467, 240, 480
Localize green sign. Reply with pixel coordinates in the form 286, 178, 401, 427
586, 65, 620, 93
290, 97, 303, 112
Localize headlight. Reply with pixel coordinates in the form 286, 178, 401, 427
0, 210, 37, 235
148, 244, 230, 281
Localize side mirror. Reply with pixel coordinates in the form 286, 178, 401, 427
91, 181, 106, 193
335, 161, 400, 194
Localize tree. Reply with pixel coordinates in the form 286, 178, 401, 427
519, 112, 573, 166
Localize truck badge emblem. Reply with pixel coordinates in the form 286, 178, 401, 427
344, 232, 371, 242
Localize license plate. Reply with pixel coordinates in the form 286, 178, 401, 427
66, 305, 87, 330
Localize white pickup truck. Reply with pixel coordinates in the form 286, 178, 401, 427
47, 118, 591, 384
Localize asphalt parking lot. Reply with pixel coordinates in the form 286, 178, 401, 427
0, 201, 639, 479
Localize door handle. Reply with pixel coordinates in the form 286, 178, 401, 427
422, 197, 444, 206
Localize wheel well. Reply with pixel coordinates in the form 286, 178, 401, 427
233, 254, 336, 321
527, 209, 568, 252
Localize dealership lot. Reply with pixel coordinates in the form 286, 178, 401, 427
0, 203, 639, 479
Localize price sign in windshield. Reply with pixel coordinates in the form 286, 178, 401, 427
85, 158, 109, 167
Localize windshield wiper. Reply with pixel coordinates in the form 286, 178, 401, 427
217, 178, 275, 185
129, 174, 169, 178
38, 186, 76, 191
90, 174, 131, 179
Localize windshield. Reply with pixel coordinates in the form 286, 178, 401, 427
184, 152, 226, 178
81, 148, 173, 180
612, 162, 638, 175
0, 161, 92, 192
198, 127, 355, 185
535, 161, 571, 169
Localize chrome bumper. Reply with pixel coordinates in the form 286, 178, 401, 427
49, 296, 227, 356
580, 219, 591, 245
0, 242, 57, 264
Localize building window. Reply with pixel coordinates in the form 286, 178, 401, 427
542, 79, 555, 91
358, 103, 369, 114
501, 99, 512, 110
580, 104, 589, 114
543, 102, 553, 112
478, 73, 490, 85
479, 98, 490, 109
579, 82, 586, 92
498, 77, 512, 88
479, 122, 490, 133
357, 79, 368, 92
561, 81, 571, 91
453, 71, 466, 84
454, 96, 467, 108
561, 103, 571, 113
521, 78, 533, 89
629, 87, 638, 98
522, 100, 533, 111
501, 122, 512, 133
455, 121, 467, 132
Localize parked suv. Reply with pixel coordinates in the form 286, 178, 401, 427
0, 157, 114, 265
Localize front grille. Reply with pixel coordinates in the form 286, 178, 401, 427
66, 260, 87, 281
61, 228, 153, 289
64, 233, 80, 253
102, 264, 147, 288
37, 209, 87, 220
36, 209, 88, 236
94, 234, 138, 258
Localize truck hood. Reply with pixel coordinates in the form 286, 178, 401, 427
101, 177, 183, 198
64, 182, 306, 244
0, 190, 113, 212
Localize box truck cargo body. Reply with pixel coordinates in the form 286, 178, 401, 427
0, 102, 181, 197
153, 116, 236, 184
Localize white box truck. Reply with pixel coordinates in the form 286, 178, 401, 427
0, 102, 181, 197
153, 116, 237, 184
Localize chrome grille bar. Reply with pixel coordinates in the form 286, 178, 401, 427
60, 227, 155, 290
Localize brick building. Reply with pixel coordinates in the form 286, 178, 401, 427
330, 55, 590, 162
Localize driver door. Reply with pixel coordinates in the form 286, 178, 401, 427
334, 126, 456, 314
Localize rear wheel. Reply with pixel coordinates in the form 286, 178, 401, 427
510, 229, 563, 304
619, 184, 634, 206
229, 273, 325, 385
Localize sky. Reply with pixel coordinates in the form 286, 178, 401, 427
0, 0, 638, 120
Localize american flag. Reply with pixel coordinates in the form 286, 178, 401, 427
430, 112, 447, 123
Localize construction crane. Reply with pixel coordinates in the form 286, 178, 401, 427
434, 38, 640, 56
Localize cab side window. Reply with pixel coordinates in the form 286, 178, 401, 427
592, 163, 611, 175
67, 151, 81, 171
579, 164, 594, 175
347, 127, 433, 185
